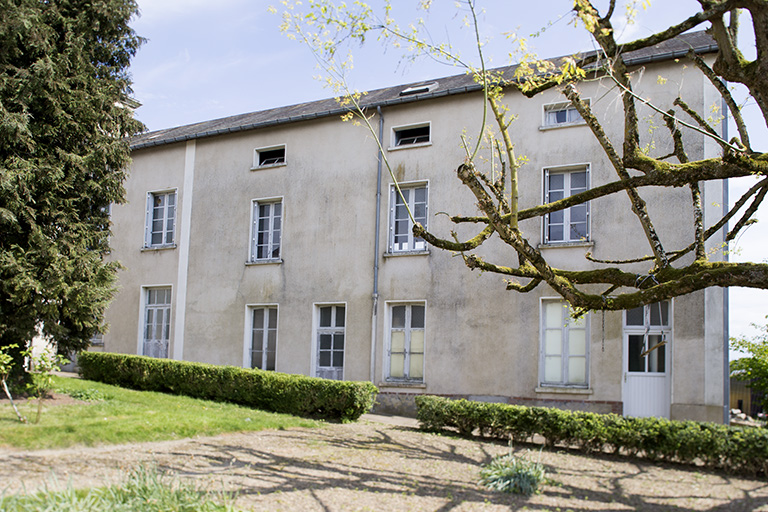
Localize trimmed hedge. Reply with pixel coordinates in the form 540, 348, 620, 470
78, 352, 378, 422
415, 395, 768, 475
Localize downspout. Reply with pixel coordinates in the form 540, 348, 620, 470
722, 95, 730, 425
370, 106, 384, 384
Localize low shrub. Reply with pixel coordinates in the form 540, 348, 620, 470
66, 388, 112, 402
415, 395, 768, 476
479, 450, 546, 495
78, 352, 377, 422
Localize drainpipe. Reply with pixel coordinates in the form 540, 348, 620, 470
722, 95, 730, 425
370, 106, 384, 384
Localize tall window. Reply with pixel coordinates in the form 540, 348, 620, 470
389, 184, 428, 252
251, 199, 282, 261
316, 305, 345, 380
250, 306, 277, 370
388, 303, 425, 382
540, 300, 588, 387
625, 301, 670, 374
544, 167, 589, 243
143, 287, 171, 358
145, 191, 176, 248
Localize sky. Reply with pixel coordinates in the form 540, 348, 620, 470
128, 0, 768, 349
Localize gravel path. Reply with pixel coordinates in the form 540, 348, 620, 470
2, 415, 768, 511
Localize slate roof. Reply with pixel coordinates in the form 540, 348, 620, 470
130, 31, 717, 150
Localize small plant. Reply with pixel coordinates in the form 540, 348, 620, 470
66, 388, 112, 402
23, 346, 69, 424
479, 450, 546, 496
0, 344, 26, 423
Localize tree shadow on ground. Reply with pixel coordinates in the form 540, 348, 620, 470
152, 423, 768, 511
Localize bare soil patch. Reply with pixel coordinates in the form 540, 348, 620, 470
0, 392, 83, 408
1, 412, 768, 511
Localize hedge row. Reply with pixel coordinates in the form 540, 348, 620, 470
78, 352, 378, 422
415, 395, 768, 475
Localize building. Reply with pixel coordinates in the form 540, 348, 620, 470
101, 31, 728, 422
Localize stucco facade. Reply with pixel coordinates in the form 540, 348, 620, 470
102, 32, 728, 422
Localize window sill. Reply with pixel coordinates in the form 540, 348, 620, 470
246, 259, 283, 266
141, 244, 177, 252
538, 240, 594, 250
387, 142, 432, 151
535, 386, 592, 395
384, 250, 429, 258
250, 162, 286, 171
538, 121, 587, 131
379, 381, 426, 389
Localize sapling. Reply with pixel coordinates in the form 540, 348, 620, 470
22, 346, 69, 424
0, 344, 26, 423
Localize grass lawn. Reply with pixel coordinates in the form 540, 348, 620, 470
0, 375, 319, 450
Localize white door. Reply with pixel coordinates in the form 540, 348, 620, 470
315, 305, 345, 380
623, 332, 670, 418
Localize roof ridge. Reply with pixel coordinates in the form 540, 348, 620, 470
131, 30, 716, 150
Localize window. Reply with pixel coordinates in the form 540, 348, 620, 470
250, 306, 277, 370
392, 123, 430, 147
250, 199, 282, 261
399, 82, 438, 96
254, 145, 286, 168
389, 184, 428, 252
145, 191, 176, 248
143, 287, 171, 358
316, 305, 345, 380
387, 303, 425, 382
540, 300, 588, 387
543, 101, 587, 127
625, 301, 670, 374
544, 166, 589, 243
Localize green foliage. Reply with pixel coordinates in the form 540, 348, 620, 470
0, 0, 145, 376
0, 465, 238, 511
415, 395, 768, 476
731, 320, 768, 411
0, 376, 318, 449
77, 352, 378, 422
0, 343, 26, 422
66, 387, 112, 401
479, 451, 546, 495
21, 346, 69, 423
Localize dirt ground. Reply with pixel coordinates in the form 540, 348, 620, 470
1, 402, 768, 512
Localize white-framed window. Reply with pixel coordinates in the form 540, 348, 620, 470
542, 100, 588, 128
391, 122, 431, 148
315, 304, 345, 380
144, 191, 176, 248
387, 302, 425, 382
389, 183, 428, 253
249, 306, 277, 371
143, 287, 171, 358
540, 300, 589, 387
250, 198, 282, 262
543, 165, 590, 243
624, 301, 671, 374
253, 145, 286, 168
